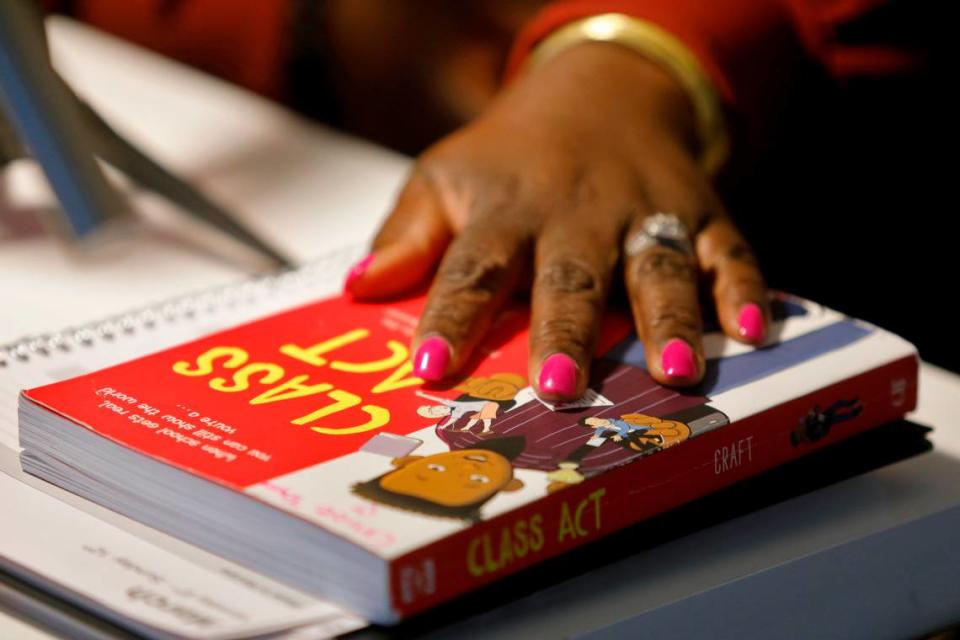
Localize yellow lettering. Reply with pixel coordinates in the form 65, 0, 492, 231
280, 329, 368, 367
588, 488, 605, 531
311, 404, 389, 435
574, 499, 590, 537
371, 361, 423, 394
483, 534, 498, 573
467, 536, 485, 577
529, 513, 544, 551
292, 389, 360, 424
249, 375, 332, 405
332, 340, 408, 373
513, 520, 529, 558
172, 346, 247, 377
210, 362, 284, 393
498, 527, 515, 567
558, 502, 577, 543
292, 390, 390, 435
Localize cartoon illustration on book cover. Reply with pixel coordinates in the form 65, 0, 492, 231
352, 295, 877, 522
353, 435, 528, 523
352, 358, 725, 521
415, 372, 525, 435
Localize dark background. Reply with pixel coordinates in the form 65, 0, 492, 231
729, 35, 953, 372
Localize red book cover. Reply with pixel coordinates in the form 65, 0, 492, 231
19, 292, 919, 622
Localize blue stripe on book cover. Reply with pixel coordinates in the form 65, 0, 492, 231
604, 320, 874, 396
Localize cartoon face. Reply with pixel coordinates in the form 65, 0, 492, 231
417, 404, 452, 419
379, 449, 519, 507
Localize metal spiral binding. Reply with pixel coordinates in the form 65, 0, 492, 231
0, 244, 363, 368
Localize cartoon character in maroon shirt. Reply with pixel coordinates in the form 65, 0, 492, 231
354, 359, 725, 521
434, 359, 724, 489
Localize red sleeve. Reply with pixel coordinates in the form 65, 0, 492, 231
506, 0, 922, 160
44, 0, 293, 99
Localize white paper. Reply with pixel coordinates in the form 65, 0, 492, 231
0, 470, 364, 639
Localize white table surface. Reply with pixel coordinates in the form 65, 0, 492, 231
2, 18, 958, 640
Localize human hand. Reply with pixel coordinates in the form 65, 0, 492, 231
346, 43, 768, 401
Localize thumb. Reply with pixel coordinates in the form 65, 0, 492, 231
345, 172, 452, 299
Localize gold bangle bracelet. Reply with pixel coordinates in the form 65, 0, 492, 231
528, 13, 729, 174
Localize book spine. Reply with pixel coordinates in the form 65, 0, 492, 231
386, 354, 919, 618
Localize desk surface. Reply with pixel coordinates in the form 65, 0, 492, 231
2, 18, 959, 640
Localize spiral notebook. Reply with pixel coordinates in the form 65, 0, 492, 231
0, 244, 367, 639
0, 244, 364, 449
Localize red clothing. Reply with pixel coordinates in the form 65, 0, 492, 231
44, 0, 293, 98
48, 1, 924, 161
505, 0, 924, 162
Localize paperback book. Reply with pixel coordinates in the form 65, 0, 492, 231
18, 292, 918, 623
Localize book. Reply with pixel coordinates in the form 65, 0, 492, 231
17, 291, 919, 623
1, 246, 370, 639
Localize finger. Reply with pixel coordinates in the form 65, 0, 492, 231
696, 216, 769, 344
624, 215, 705, 386
529, 220, 617, 401
412, 219, 528, 381
345, 171, 452, 300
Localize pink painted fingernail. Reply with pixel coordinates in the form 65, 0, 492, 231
538, 353, 578, 397
661, 338, 696, 379
344, 254, 374, 293
413, 336, 451, 381
737, 303, 765, 342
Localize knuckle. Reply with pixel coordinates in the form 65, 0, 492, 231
564, 167, 597, 210
437, 250, 510, 297
461, 172, 523, 220
722, 243, 760, 268
418, 303, 474, 342
545, 160, 598, 209
419, 150, 523, 217
631, 248, 696, 282
536, 257, 603, 297
716, 275, 766, 298
644, 300, 701, 334
530, 316, 593, 356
